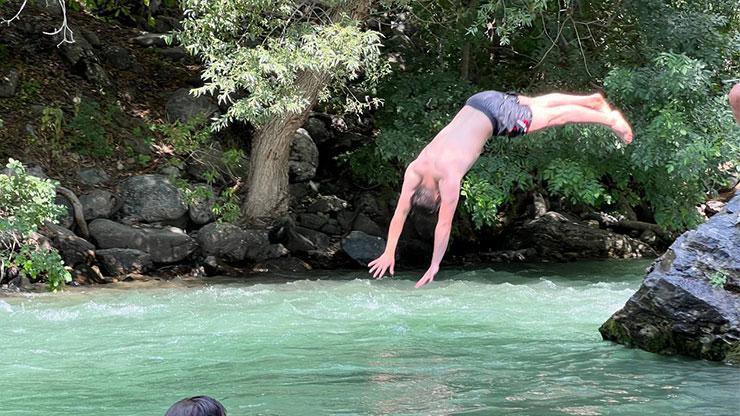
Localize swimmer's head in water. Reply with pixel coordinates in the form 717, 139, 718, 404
165, 396, 227, 416
411, 185, 441, 214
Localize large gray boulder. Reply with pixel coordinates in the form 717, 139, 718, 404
96, 248, 153, 276
341, 231, 385, 266
41, 224, 95, 268
80, 189, 119, 221
119, 175, 187, 223
40, 223, 104, 284
289, 128, 319, 182
196, 223, 249, 262
165, 88, 218, 124
600, 193, 740, 362
89, 219, 196, 263
196, 223, 282, 262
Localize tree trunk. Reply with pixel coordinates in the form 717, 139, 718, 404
240, 2, 371, 225
459, 0, 479, 81
241, 71, 330, 225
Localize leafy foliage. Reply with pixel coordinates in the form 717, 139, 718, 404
67, 99, 114, 157
709, 270, 728, 289
0, 159, 71, 291
350, 0, 740, 233
178, 0, 390, 131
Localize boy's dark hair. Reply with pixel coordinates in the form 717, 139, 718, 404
411, 186, 440, 214
165, 396, 226, 416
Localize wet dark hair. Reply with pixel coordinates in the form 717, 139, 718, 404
165, 396, 227, 416
411, 186, 440, 214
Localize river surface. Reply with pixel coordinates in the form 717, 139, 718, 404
0, 261, 737, 415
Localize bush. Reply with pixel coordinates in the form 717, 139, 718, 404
0, 159, 71, 291
67, 99, 114, 157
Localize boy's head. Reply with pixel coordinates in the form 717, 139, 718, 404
165, 396, 226, 416
411, 184, 441, 214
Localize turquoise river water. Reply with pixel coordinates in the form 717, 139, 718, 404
0, 261, 737, 415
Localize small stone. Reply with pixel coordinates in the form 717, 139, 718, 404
289, 128, 319, 182
159, 165, 181, 178
79, 28, 101, 48
80, 189, 119, 221
96, 248, 153, 276
705, 200, 726, 216
34, 0, 63, 15
157, 47, 188, 61
132, 33, 171, 47
101, 46, 135, 70
166, 88, 219, 124
189, 190, 216, 226
0, 69, 19, 98
77, 168, 110, 186
254, 256, 312, 273
297, 213, 328, 231
320, 219, 343, 236
307, 195, 348, 214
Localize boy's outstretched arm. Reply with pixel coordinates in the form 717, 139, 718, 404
368, 167, 421, 279
415, 177, 461, 288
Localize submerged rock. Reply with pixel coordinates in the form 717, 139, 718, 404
600, 193, 740, 362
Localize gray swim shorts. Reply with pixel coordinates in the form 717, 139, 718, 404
465, 91, 532, 137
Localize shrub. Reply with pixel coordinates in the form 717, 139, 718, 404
0, 159, 71, 291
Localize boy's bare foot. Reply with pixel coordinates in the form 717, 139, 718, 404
611, 110, 633, 144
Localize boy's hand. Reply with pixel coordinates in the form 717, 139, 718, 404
368, 252, 395, 279
415, 265, 439, 288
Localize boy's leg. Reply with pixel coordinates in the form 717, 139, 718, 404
528, 104, 633, 143
519, 93, 610, 112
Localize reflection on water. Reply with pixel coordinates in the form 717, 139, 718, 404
0, 261, 737, 416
